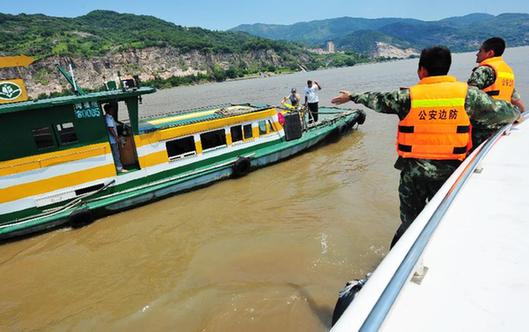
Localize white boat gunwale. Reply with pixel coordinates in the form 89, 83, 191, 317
331, 113, 527, 332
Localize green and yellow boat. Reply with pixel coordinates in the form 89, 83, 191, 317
0, 57, 365, 240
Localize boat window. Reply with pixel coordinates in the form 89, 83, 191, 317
56, 122, 78, 145
166, 136, 196, 159
258, 120, 267, 135
230, 125, 243, 143
243, 124, 253, 139
268, 120, 277, 132
32, 126, 55, 149
200, 129, 227, 150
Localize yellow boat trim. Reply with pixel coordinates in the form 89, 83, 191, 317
0, 55, 34, 68
138, 150, 168, 168
252, 126, 259, 138
270, 120, 282, 132
0, 164, 116, 204
0, 143, 110, 177
195, 141, 203, 154
411, 98, 466, 108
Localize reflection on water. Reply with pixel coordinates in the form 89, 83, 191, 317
1, 47, 527, 331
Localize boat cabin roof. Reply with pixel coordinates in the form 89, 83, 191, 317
0, 87, 156, 115
138, 103, 272, 134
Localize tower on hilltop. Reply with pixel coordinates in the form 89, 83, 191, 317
327, 41, 335, 54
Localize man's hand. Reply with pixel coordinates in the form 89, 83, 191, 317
331, 90, 353, 105
512, 98, 525, 114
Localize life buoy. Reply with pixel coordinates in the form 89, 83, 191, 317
69, 208, 94, 228
281, 102, 295, 110
232, 157, 251, 178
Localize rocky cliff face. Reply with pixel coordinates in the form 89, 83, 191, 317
0, 46, 306, 98
373, 42, 418, 59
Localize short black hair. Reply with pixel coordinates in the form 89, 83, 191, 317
307, 80, 312, 85
103, 104, 112, 112
482, 37, 505, 56
418, 46, 451, 76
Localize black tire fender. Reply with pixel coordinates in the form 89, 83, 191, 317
69, 208, 94, 229
331, 279, 365, 326
232, 157, 251, 178
357, 109, 367, 125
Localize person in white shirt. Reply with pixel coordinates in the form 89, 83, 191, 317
104, 104, 126, 173
304, 80, 321, 123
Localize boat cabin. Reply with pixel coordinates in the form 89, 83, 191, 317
0, 88, 155, 175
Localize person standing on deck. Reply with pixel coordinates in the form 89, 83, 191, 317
104, 104, 126, 173
331, 46, 519, 247
468, 37, 525, 147
304, 80, 321, 123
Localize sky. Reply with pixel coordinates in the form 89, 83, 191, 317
2, 0, 529, 30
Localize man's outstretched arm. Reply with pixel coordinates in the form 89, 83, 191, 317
332, 89, 410, 118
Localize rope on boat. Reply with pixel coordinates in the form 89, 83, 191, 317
139, 103, 268, 121
0, 179, 116, 229
140, 103, 232, 120
139, 104, 273, 133
215, 105, 257, 116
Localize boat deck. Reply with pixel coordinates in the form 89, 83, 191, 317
332, 117, 529, 331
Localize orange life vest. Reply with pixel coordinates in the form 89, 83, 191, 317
397, 76, 471, 161
479, 56, 515, 102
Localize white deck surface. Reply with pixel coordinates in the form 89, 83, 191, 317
381, 120, 529, 331
332, 119, 529, 332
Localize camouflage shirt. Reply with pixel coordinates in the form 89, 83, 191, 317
351, 86, 520, 179
467, 65, 522, 144
468, 65, 521, 100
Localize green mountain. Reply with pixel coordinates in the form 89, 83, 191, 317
231, 13, 529, 54
0, 10, 301, 57
232, 17, 421, 46
0, 10, 368, 97
379, 13, 529, 50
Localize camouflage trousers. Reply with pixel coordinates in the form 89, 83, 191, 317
390, 169, 449, 247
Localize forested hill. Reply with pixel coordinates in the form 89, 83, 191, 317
0, 10, 299, 58
231, 13, 529, 54
0, 10, 367, 97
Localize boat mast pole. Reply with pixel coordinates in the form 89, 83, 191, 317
69, 63, 78, 94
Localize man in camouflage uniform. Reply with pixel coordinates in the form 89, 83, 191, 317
332, 46, 520, 247
468, 37, 525, 147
